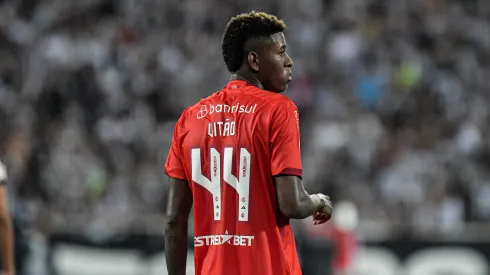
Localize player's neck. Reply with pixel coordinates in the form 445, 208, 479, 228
230, 73, 263, 90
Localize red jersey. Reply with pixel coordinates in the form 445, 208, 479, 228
165, 80, 303, 275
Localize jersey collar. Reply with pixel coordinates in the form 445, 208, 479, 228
225, 80, 251, 90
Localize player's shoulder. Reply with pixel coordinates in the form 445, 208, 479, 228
177, 88, 297, 122
175, 92, 220, 125
261, 92, 298, 113
269, 93, 297, 107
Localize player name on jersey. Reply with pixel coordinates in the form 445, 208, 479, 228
194, 231, 254, 247
208, 119, 236, 137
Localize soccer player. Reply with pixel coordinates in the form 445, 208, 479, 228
164, 11, 333, 275
0, 160, 14, 275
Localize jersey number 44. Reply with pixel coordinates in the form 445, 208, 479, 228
191, 147, 251, 222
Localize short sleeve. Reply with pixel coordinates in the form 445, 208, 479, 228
270, 100, 302, 178
164, 113, 188, 181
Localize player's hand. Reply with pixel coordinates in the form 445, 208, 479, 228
1, 270, 14, 275
312, 194, 332, 225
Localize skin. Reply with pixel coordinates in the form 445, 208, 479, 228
164, 31, 333, 275
165, 178, 192, 275
0, 186, 14, 275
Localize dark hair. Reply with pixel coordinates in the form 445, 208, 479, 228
221, 11, 287, 72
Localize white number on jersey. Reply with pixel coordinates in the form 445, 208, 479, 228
191, 147, 251, 221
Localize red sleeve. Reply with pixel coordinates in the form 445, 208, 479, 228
164, 112, 188, 181
270, 99, 302, 178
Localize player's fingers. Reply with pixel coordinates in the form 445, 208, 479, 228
315, 211, 327, 217
314, 218, 327, 225
321, 211, 331, 219
317, 219, 328, 225
314, 211, 327, 218
314, 218, 325, 225
313, 213, 329, 221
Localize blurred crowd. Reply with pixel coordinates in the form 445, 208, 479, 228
0, 0, 490, 241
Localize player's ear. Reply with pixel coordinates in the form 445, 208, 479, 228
247, 51, 259, 72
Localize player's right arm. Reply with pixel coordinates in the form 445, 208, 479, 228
0, 161, 14, 275
164, 177, 192, 275
164, 112, 192, 275
271, 100, 331, 220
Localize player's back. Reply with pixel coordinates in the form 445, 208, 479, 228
172, 80, 302, 275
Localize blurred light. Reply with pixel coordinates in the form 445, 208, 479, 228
333, 200, 358, 231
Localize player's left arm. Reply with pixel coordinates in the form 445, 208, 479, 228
270, 100, 332, 222
0, 161, 14, 275
164, 111, 192, 275
164, 177, 192, 275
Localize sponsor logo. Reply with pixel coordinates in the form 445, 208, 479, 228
197, 105, 208, 119
194, 231, 254, 247
197, 104, 257, 119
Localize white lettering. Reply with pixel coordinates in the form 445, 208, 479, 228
194, 231, 254, 247
211, 236, 219, 245
194, 237, 204, 247
204, 236, 212, 246
230, 121, 235, 135
233, 236, 254, 246
233, 236, 241, 246
208, 120, 236, 137
223, 121, 230, 136
244, 105, 254, 113
197, 104, 257, 119
245, 236, 254, 246
216, 122, 223, 135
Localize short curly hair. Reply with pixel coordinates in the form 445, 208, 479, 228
221, 11, 287, 73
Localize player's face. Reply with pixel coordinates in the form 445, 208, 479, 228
258, 32, 293, 93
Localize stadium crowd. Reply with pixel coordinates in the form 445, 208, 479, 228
0, 0, 489, 243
